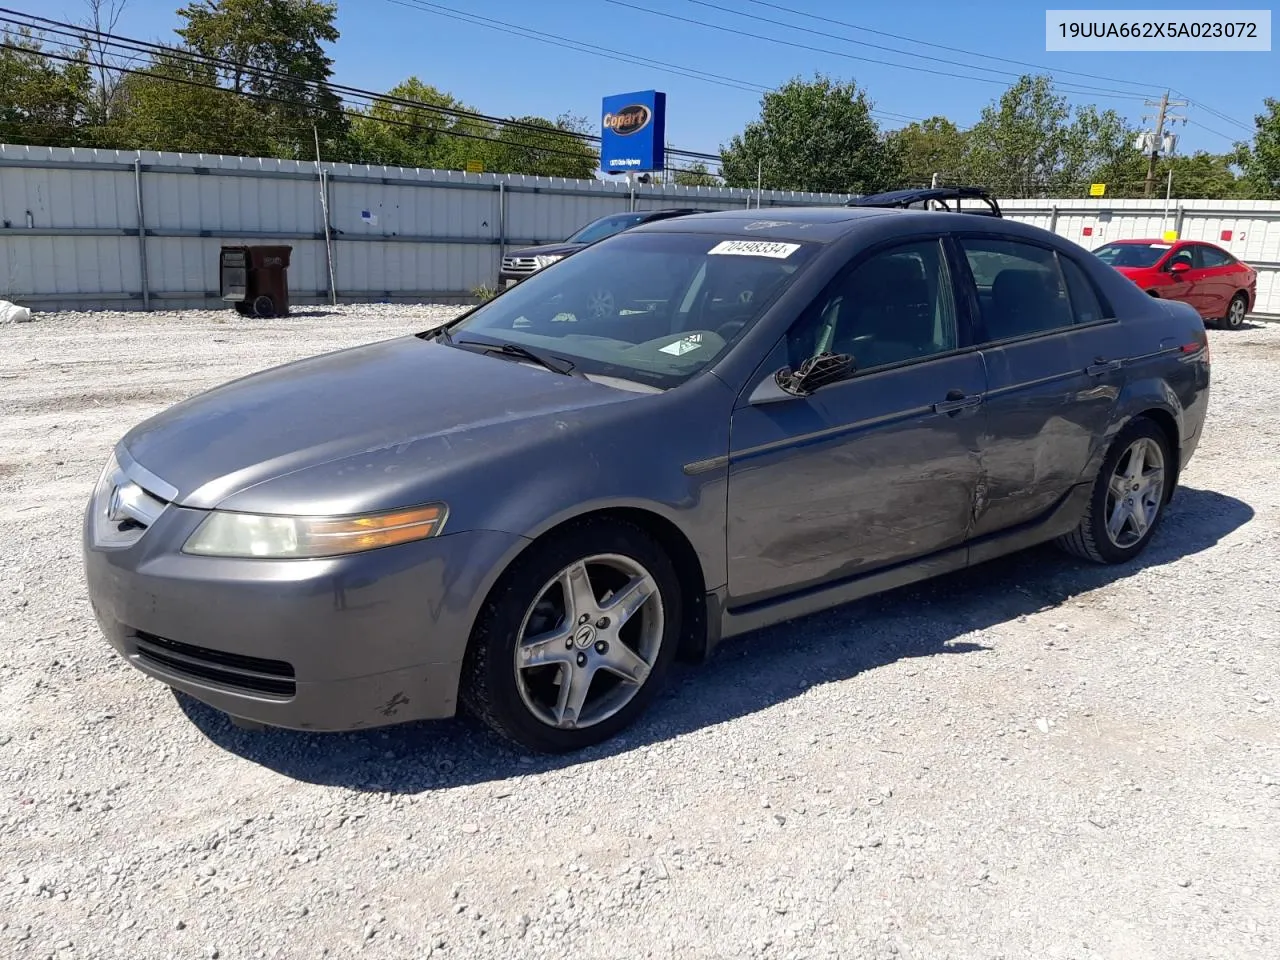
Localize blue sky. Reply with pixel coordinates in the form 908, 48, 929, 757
39, 0, 1277, 163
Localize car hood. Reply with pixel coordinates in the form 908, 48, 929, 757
505, 241, 586, 259
120, 336, 638, 511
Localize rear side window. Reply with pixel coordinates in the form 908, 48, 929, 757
1059, 256, 1109, 324
959, 237, 1073, 341
1198, 245, 1236, 268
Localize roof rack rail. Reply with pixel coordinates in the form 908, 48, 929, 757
845, 186, 1002, 218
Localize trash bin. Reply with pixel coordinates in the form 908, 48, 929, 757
219, 245, 292, 317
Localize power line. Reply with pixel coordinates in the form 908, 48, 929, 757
739, 0, 1167, 95
380, 0, 925, 127
1, 40, 614, 165
0, 7, 726, 163
720, 1, 1255, 139
607, 0, 1152, 103
681, 0, 1161, 101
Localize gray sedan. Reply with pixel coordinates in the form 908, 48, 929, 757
83, 207, 1210, 752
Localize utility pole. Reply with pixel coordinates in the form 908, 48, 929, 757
1139, 91, 1186, 198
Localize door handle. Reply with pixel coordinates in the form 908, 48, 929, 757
1085, 358, 1122, 376
933, 390, 983, 415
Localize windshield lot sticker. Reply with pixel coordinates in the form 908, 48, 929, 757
660, 333, 704, 356
709, 240, 801, 259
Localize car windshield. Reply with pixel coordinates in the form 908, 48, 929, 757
445, 232, 819, 388
565, 213, 650, 245
1092, 242, 1169, 268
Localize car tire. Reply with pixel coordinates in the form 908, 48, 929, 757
461, 518, 682, 753
1056, 417, 1173, 565
1223, 292, 1248, 329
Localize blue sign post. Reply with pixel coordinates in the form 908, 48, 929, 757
600, 90, 666, 173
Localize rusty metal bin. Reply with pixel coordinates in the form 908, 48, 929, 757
220, 245, 292, 317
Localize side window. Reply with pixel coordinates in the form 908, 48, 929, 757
1198, 245, 1234, 268
959, 237, 1073, 341
1167, 246, 1195, 270
1058, 255, 1109, 324
785, 239, 958, 372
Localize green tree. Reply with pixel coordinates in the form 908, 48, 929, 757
343, 77, 491, 168
720, 74, 902, 194
103, 49, 272, 156
483, 114, 597, 179
176, 0, 344, 158
1237, 98, 1280, 199
887, 116, 969, 188
0, 29, 93, 147
672, 161, 721, 187
1161, 152, 1243, 199
963, 75, 1143, 198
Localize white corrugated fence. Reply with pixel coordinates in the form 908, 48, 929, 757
1, 144, 1278, 316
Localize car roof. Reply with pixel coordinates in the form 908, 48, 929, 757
631, 205, 899, 242
631, 204, 1034, 243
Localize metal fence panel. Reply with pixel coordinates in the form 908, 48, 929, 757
1, 144, 1278, 315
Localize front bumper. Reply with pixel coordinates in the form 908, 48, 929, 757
83, 501, 525, 731
497, 270, 537, 288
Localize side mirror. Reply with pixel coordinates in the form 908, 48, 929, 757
1168, 260, 1191, 274
748, 352, 855, 405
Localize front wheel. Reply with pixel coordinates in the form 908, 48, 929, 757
1223, 292, 1248, 329
1056, 417, 1173, 564
461, 520, 681, 753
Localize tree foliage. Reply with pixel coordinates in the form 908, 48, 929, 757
1, 7, 1274, 193
1237, 98, 1280, 198
175, 0, 344, 157
0, 29, 93, 147
719, 74, 902, 194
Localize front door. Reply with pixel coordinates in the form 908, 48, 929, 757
726, 237, 986, 608
954, 234, 1125, 537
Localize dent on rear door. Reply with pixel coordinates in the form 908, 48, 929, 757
973, 322, 1125, 536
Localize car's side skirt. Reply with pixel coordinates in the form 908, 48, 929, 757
713, 481, 1092, 644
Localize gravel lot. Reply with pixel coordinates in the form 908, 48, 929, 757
1, 305, 1277, 960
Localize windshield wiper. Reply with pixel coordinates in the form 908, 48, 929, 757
453, 338, 579, 377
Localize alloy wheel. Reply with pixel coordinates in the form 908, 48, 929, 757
1104, 437, 1165, 549
1227, 296, 1247, 328
513, 554, 665, 730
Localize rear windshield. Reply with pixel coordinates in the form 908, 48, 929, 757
1092, 242, 1169, 268
446, 232, 820, 388
565, 213, 650, 245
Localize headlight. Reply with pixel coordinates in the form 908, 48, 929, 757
533, 254, 563, 269
182, 502, 447, 559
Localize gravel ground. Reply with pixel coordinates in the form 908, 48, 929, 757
1, 305, 1277, 960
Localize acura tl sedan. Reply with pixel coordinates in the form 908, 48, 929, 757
83, 207, 1210, 753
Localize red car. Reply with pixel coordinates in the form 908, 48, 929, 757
1091, 238, 1257, 329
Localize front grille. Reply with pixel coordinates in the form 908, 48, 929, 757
133, 631, 296, 699
501, 256, 539, 274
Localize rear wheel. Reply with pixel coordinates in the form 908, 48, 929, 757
1223, 292, 1248, 329
1056, 418, 1172, 564
461, 519, 681, 752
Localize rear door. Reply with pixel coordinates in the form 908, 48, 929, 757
1193, 244, 1237, 319
954, 234, 1127, 537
